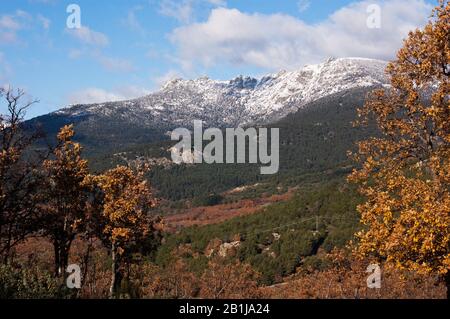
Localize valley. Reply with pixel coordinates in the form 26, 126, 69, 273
23, 59, 390, 289
22, 58, 386, 286
2, 36, 447, 297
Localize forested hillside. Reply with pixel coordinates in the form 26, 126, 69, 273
1, 1, 448, 300
78, 86, 379, 202
156, 180, 363, 284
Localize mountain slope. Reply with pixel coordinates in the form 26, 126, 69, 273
112, 86, 379, 201
27, 57, 388, 154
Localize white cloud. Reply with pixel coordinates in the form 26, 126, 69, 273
169, 0, 432, 71
68, 88, 123, 105
28, 0, 58, 4
159, 0, 195, 24
0, 10, 51, 44
0, 13, 23, 43
116, 85, 152, 98
297, 0, 310, 13
0, 15, 21, 30
66, 26, 109, 47
207, 0, 226, 5
146, 48, 160, 59
37, 14, 51, 30
15, 10, 33, 21
0, 52, 12, 87
158, 0, 226, 24
65, 28, 133, 73
123, 6, 145, 34
154, 69, 183, 88
0, 52, 6, 64
94, 54, 135, 73
68, 49, 83, 59
68, 49, 135, 73
68, 86, 151, 105
0, 31, 18, 44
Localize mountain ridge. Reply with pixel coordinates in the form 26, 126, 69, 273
27, 57, 388, 155
52, 57, 388, 128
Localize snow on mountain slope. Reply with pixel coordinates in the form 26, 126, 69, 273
54, 57, 388, 128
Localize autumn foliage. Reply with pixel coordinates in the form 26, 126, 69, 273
40, 124, 92, 276
262, 249, 445, 299
0, 96, 162, 297
1, 2, 449, 300
349, 1, 449, 296
133, 245, 262, 299
94, 166, 161, 297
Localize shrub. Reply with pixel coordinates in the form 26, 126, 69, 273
0, 264, 67, 299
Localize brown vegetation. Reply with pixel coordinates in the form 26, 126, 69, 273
164, 191, 294, 232
0, 2, 448, 299
262, 250, 445, 299
348, 0, 449, 297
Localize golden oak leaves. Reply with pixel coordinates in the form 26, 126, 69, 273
42, 124, 91, 234
45, 124, 88, 183
349, 1, 450, 276
95, 166, 157, 254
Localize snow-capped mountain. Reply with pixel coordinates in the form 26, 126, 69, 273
53, 57, 388, 129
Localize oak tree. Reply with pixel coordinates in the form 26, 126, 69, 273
349, 1, 449, 297
40, 125, 92, 276
94, 166, 160, 298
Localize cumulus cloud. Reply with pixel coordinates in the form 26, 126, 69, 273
66, 26, 109, 47
68, 86, 151, 105
169, 0, 432, 71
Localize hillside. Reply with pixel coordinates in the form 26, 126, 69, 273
156, 179, 363, 285
118, 86, 379, 201
26, 58, 387, 156
20, 58, 384, 286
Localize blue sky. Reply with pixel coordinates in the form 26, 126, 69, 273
0, 0, 436, 118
